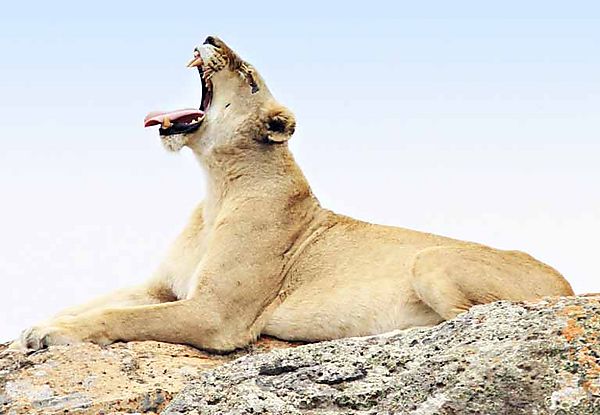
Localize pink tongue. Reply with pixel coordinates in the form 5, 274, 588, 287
144, 108, 205, 127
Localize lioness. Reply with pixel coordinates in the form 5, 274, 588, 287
16, 36, 574, 352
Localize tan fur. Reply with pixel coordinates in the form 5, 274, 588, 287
15, 37, 574, 352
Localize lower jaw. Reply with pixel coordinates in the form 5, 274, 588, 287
159, 120, 202, 136
159, 121, 203, 152
161, 134, 189, 152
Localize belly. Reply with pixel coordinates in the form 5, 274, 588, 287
262, 276, 443, 341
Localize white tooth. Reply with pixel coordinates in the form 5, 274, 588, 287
186, 57, 203, 68
162, 116, 172, 128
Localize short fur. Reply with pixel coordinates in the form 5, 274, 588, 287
15, 37, 574, 352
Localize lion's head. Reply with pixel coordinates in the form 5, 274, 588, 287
144, 36, 296, 158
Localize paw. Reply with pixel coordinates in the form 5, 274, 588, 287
20, 319, 83, 351
0, 340, 27, 358
7, 339, 25, 352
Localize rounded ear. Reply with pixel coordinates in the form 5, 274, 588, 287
265, 106, 296, 143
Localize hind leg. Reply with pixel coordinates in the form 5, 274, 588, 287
410, 246, 530, 320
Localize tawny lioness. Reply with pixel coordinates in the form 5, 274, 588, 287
16, 36, 574, 352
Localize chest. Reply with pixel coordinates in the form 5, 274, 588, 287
165, 220, 212, 300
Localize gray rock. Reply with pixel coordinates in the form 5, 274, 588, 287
164, 296, 600, 415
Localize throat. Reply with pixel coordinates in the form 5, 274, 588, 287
198, 149, 319, 226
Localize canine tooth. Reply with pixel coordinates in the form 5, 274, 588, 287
162, 116, 172, 128
186, 57, 203, 68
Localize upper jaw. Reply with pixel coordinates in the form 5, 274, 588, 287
186, 43, 219, 70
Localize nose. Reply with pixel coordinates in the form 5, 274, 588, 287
204, 36, 218, 47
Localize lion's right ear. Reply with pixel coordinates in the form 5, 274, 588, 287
264, 106, 296, 144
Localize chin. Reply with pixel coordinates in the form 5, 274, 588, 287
161, 134, 189, 152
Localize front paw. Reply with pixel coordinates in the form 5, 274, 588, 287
20, 319, 83, 351
7, 339, 26, 352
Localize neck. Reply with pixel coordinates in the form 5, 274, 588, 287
194, 144, 321, 225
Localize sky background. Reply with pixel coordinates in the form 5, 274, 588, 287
0, 1, 598, 341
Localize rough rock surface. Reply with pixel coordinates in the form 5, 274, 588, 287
0, 338, 296, 414
164, 296, 599, 415
1, 296, 598, 415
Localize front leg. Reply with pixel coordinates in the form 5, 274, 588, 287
20, 298, 248, 352
16, 202, 208, 351
22, 201, 296, 352
50, 283, 174, 319
13, 283, 174, 351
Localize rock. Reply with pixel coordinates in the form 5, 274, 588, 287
1, 296, 598, 414
0, 338, 296, 414
164, 296, 599, 415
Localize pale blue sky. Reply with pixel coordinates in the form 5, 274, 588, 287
0, 1, 599, 340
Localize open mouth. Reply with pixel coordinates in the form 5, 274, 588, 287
144, 48, 213, 137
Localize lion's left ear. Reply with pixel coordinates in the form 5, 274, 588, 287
264, 106, 296, 143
